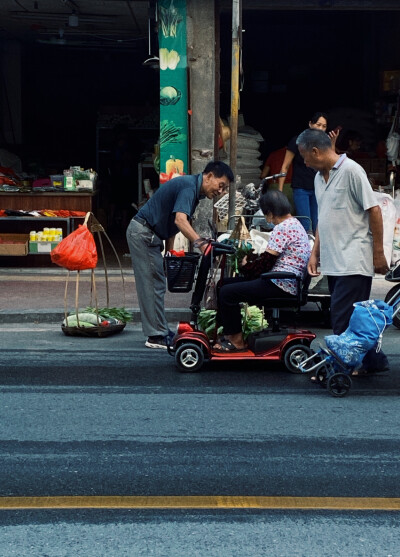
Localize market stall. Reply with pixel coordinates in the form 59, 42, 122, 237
0, 166, 97, 263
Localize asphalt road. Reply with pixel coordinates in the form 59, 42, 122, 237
0, 323, 399, 556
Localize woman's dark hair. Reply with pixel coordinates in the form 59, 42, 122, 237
203, 160, 234, 183
259, 189, 292, 217
310, 111, 328, 125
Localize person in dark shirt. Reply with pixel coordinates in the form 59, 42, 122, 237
277, 112, 339, 234
126, 161, 234, 349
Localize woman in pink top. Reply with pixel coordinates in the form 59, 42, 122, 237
215, 190, 311, 352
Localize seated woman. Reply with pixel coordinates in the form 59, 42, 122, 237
215, 190, 311, 352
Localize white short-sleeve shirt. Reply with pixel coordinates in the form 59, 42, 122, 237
315, 155, 378, 276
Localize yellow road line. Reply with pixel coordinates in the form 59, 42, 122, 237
0, 496, 400, 511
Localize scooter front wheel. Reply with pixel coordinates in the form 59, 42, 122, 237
283, 344, 313, 374
175, 342, 205, 372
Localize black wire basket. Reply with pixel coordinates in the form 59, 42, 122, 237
164, 252, 200, 293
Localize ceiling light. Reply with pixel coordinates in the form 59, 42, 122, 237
143, 55, 159, 69
142, 12, 159, 69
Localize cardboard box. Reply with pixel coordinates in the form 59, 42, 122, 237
29, 241, 60, 254
0, 234, 29, 256
75, 179, 94, 191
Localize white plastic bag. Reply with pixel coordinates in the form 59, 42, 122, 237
249, 228, 271, 254
374, 192, 396, 266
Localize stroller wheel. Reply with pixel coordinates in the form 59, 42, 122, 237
327, 373, 352, 397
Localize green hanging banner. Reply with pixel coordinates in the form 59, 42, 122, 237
158, 0, 189, 184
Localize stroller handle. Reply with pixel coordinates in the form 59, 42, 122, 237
385, 260, 400, 282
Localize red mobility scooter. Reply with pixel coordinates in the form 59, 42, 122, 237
166, 234, 316, 373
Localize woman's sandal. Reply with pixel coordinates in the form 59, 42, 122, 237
214, 338, 247, 353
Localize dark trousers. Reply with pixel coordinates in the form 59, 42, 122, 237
218, 277, 293, 335
328, 275, 389, 371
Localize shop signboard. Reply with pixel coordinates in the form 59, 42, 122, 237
158, 0, 189, 184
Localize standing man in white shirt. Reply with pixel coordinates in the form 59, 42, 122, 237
297, 128, 390, 375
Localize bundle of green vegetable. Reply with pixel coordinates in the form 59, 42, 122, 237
85, 307, 132, 323
220, 239, 253, 275
242, 305, 266, 339
160, 120, 186, 148
197, 309, 222, 339
198, 305, 266, 340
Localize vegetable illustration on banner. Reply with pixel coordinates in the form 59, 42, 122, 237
158, 0, 188, 184
160, 86, 182, 106
159, 48, 180, 70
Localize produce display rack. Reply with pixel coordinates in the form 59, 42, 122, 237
0, 216, 84, 257
0, 216, 73, 235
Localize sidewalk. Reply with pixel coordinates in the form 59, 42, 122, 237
0, 264, 192, 323
0, 265, 395, 325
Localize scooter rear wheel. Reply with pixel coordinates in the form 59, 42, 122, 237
283, 344, 313, 374
175, 342, 204, 372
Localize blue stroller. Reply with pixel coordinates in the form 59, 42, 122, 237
296, 262, 400, 397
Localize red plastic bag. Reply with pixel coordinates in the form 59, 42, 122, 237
51, 224, 97, 270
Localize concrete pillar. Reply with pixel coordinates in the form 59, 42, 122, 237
187, 0, 218, 238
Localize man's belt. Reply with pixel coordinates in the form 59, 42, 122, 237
133, 215, 154, 232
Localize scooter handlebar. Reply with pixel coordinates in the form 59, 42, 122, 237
261, 172, 287, 184
210, 241, 236, 255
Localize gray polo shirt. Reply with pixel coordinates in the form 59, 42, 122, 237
315, 154, 378, 277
